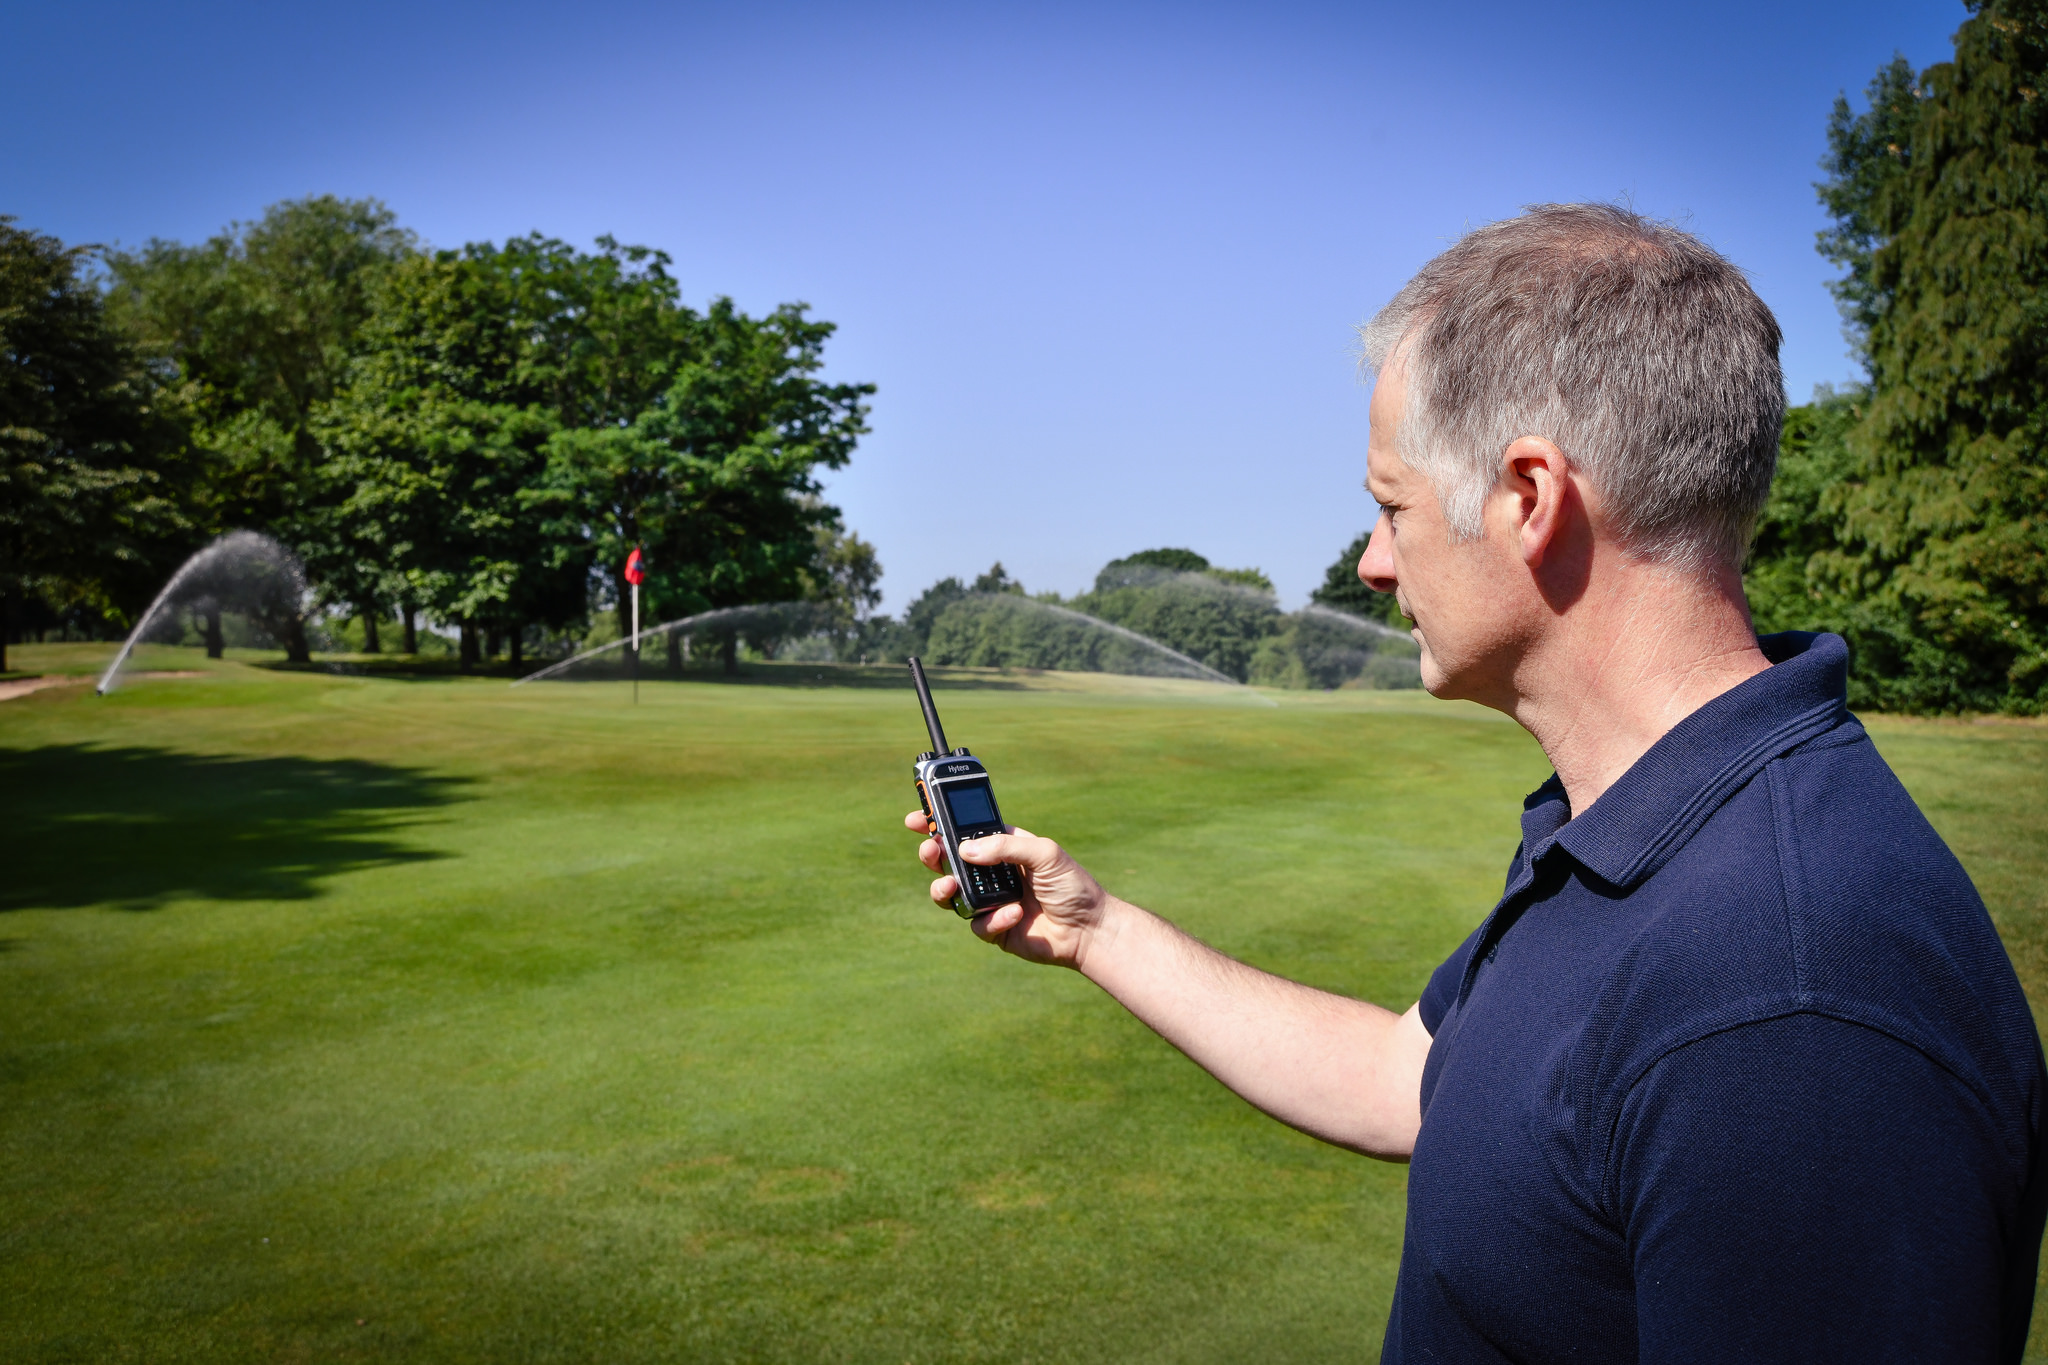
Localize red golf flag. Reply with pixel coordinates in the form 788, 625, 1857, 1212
623, 548, 645, 585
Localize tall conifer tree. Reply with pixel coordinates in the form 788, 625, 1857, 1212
1815, 1, 2048, 711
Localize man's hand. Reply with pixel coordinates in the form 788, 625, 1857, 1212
902, 810, 1117, 969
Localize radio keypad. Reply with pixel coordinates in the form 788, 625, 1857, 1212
957, 845, 1022, 904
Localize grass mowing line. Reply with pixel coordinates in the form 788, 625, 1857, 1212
0, 643, 2042, 1362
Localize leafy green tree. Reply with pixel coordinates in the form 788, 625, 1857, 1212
315, 244, 599, 667
925, 593, 1212, 675
322, 232, 872, 673
805, 526, 884, 652
105, 197, 415, 649
1744, 388, 1864, 635
1105, 547, 1209, 575
1248, 612, 1420, 690
1, 219, 187, 670
1310, 531, 1405, 625
1096, 548, 1274, 595
972, 561, 1025, 595
1074, 554, 1282, 681
544, 295, 873, 673
903, 577, 968, 655
848, 612, 918, 665
1807, 2, 2048, 711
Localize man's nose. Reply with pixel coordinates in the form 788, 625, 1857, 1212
1359, 514, 1398, 594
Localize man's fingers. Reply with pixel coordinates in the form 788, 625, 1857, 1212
957, 830, 1055, 867
972, 903, 1025, 940
918, 837, 944, 871
903, 809, 934, 833
929, 874, 959, 906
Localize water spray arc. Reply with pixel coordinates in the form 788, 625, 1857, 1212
998, 597, 1244, 686
509, 604, 813, 686
510, 593, 1263, 695
1298, 602, 1415, 645
97, 532, 307, 696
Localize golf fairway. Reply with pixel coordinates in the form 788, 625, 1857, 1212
3, 646, 2043, 1362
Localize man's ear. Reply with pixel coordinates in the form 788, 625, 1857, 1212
1501, 437, 1574, 569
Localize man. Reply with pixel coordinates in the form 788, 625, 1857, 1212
903, 205, 2047, 1362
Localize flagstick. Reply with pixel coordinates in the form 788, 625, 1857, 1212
631, 579, 640, 706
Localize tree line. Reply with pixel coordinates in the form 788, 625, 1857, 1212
865, 548, 1421, 690
0, 197, 877, 673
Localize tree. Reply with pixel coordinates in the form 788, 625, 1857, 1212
1807, 2, 2048, 712
1074, 554, 1283, 682
0, 219, 187, 670
315, 243, 598, 667
1310, 531, 1406, 625
806, 525, 884, 653
972, 561, 1025, 595
105, 196, 416, 654
903, 576, 968, 656
1104, 546, 1210, 575
544, 294, 872, 673
1248, 611, 1421, 690
925, 593, 1166, 673
1744, 388, 1864, 636
321, 233, 873, 673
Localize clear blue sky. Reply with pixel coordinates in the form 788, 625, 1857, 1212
3, 0, 1967, 611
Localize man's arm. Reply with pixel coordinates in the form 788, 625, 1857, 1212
906, 812, 1432, 1159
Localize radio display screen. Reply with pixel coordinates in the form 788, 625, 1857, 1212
942, 780, 998, 829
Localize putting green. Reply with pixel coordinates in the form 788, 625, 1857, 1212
2, 644, 2042, 1362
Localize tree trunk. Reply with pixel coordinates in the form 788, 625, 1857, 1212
509, 627, 523, 668
1, 588, 10, 674
283, 615, 312, 664
402, 607, 418, 655
362, 610, 381, 654
459, 620, 478, 672
203, 606, 224, 659
666, 628, 682, 673
484, 628, 500, 661
721, 631, 738, 676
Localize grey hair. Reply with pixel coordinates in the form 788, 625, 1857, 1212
1361, 204, 1784, 572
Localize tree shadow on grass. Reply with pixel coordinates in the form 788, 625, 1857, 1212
0, 745, 472, 912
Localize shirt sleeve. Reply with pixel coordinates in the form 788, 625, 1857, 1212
1417, 926, 1481, 1035
1613, 1012, 2013, 1364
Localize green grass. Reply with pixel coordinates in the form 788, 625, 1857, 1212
1, 644, 2043, 1362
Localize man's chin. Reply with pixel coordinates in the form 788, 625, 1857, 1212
1415, 636, 1470, 700
1416, 642, 1452, 697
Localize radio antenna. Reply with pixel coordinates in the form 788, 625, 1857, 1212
907, 656, 950, 755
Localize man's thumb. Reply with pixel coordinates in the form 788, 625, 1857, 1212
959, 833, 1024, 864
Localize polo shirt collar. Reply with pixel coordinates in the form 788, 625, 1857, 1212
1521, 632, 1850, 891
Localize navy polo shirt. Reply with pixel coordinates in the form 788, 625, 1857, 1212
1387, 632, 2047, 1364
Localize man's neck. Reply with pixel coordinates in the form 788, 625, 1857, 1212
1504, 558, 1770, 815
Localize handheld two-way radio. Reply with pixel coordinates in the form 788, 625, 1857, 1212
908, 657, 1024, 919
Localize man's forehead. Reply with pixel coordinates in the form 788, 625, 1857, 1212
1365, 407, 1412, 491
1365, 445, 1392, 493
